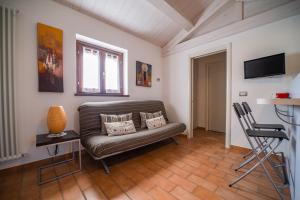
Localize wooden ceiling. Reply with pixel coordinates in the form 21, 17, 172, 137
55, 0, 212, 46
165, 0, 213, 23
55, 0, 297, 51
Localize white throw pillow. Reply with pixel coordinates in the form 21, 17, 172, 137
104, 120, 136, 136
145, 115, 166, 130
100, 113, 132, 134
140, 111, 162, 128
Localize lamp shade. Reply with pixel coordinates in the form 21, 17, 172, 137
47, 105, 67, 134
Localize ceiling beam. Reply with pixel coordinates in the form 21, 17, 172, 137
147, 0, 193, 31
163, 0, 300, 56
163, 0, 231, 52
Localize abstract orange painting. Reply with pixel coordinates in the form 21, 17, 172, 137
37, 23, 63, 92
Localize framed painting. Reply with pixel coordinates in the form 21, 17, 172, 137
37, 23, 63, 92
136, 61, 152, 87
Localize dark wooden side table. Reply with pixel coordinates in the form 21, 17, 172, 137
36, 130, 81, 185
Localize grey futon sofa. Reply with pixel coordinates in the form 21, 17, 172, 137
78, 100, 186, 173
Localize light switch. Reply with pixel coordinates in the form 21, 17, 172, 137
239, 91, 248, 96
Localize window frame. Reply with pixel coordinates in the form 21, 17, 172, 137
75, 40, 127, 96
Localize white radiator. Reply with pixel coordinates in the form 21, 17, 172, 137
0, 5, 20, 161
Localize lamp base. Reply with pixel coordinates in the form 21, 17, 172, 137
47, 132, 67, 138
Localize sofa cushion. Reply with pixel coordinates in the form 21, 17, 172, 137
105, 120, 136, 136
140, 111, 162, 128
146, 115, 166, 129
100, 113, 132, 133
81, 122, 186, 159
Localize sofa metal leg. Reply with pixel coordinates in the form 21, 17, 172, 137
100, 159, 110, 174
172, 137, 179, 145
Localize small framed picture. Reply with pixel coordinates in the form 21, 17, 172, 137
136, 61, 152, 87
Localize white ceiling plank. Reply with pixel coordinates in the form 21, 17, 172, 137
55, 0, 295, 48
244, 0, 292, 18
163, 0, 300, 56
56, 0, 181, 46
147, 0, 193, 31
163, 0, 231, 52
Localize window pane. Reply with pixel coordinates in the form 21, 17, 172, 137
105, 53, 120, 93
82, 47, 100, 92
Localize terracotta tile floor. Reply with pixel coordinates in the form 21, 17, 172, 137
0, 129, 290, 200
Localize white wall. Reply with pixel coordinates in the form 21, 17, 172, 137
288, 73, 300, 200
0, 0, 163, 170
162, 14, 300, 148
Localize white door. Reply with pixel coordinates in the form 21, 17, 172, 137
207, 61, 226, 133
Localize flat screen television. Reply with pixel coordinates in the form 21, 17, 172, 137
244, 53, 285, 79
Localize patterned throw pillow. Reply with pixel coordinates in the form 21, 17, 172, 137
146, 115, 166, 130
105, 120, 136, 136
100, 113, 132, 134
140, 111, 162, 128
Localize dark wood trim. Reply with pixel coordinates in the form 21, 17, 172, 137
74, 92, 130, 97
77, 40, 123, 56
119, 54, 124, 92
76, 42, 83, 93
100, 50, 105, 93
76, 40, 124, 96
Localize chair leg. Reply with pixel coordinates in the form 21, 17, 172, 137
242, 149, 254, 159
235, 153, 256, 171
100, 159, 110, 174
230, 138, 277, 186
260, 161, 286, 200
242, 137, 269, 159
229, 139, 287, 200
236, 138, 270, 171
229, 139, 276, 187
257, 138, 288, 183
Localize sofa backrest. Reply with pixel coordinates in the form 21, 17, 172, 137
78, 100, 168, 136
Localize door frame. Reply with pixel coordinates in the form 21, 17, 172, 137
188, 43, 232, 148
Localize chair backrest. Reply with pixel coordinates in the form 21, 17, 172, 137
242, 102, 256, 124
233, 103, 245, 118
242, 102, 251, 113
233, 103, 251, 131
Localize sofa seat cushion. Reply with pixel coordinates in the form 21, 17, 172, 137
81, 122, 186, 159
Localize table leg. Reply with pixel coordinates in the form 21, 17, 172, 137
78, 140, 82, 170
38, 139, 82, 185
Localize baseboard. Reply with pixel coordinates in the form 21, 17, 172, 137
230, 145, 251, 153
0, 150, 85, 174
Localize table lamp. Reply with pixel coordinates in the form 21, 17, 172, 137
47, 105, 67, 137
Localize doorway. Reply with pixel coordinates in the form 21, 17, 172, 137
189, 45, 232, 148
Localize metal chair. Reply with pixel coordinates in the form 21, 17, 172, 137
229, 103, 289, 200
240, 102, 287, 173
240, 102, 285, 160
235, 102, 288, 173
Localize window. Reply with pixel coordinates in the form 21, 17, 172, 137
76, 40, 126, 96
